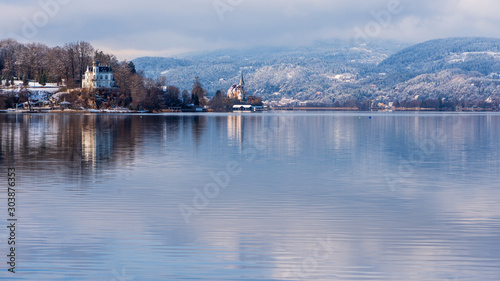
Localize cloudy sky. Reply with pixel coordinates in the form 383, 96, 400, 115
1, 0, 500, 59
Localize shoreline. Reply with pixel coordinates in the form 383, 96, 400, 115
1, 108, 499, 114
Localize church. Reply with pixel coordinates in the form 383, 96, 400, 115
82, 61, 115, 89
227, 72, 246, 100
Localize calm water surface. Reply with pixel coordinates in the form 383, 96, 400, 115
0, 112, 499, 281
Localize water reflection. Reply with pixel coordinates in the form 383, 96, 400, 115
227, 114, 243, 146
0, 112, 499, 280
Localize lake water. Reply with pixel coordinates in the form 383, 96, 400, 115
1, 112, 500, 281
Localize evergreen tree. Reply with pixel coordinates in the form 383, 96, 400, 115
23, 76, 29, 87
10, 77, 14, 86
128, 62, 136, 74
39, 73, 47, 86
191, 77, 206, 106
191, 91, 199, 106
181, 89, 190, 105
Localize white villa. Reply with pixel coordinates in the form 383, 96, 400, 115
82, 61, 115, 89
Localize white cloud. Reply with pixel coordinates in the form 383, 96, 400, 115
1, 0, 500, 59
457, 0, 500, 19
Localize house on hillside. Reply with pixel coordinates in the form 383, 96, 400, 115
82, 61, 115, 89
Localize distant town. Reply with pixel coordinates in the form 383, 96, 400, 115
1, 39, 499, 113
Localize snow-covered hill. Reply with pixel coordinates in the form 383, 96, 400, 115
133, 37, 500, 103
133, 39, 405, 100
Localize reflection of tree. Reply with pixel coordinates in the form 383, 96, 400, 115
0, 114, 141, 184
191, 115, 207, 148
0, 114, 216, 185
163, 116, 181, 143
1, 113, 498, 190
213, 115, 225, 136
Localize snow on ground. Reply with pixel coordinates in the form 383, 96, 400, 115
1, 81, 62, 95
1, 81, 63, 103
50, 92, 70, 102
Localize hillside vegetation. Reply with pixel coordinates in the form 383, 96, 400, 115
131, 38, 500, 106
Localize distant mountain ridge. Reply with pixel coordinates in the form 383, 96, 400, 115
133, 37, 500, 103
379, 37, 500, 76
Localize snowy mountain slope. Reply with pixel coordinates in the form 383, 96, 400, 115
133, 38, 500, 103
132, 39, 406, 99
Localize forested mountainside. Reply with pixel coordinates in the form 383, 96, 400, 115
134, 38, 500, 104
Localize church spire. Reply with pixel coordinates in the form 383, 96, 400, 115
239, 71, 244, 86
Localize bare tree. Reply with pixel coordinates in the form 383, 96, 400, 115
164, 85, 181, 107
0, 39, 20, 79
94, 50, 118, 67
16, 43, 49, 82
76, 41, 94, 82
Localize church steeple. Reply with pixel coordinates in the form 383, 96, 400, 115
239, 71, 244, 86
227, 71, 246, 101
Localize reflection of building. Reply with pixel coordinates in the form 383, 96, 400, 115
81, 117, 114, 167
82, 123, 97, 164
227, 72, 245, 100
227, 115, 243, 145
82, 61, 115, 89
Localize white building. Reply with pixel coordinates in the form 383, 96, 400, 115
82, 61, 115, 89
227, 72, 245, 100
